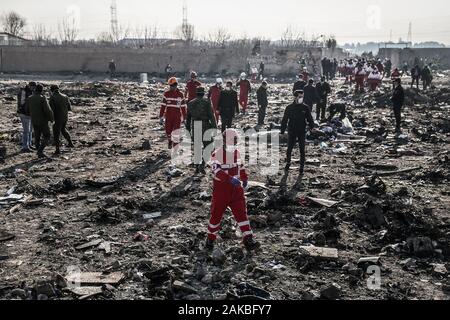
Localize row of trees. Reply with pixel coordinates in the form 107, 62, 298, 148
1, 11, 79, 44
1, 11, 337, 49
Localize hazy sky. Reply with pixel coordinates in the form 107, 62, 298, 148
1, 0, 449, 44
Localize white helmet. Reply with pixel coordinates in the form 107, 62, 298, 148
240, 72, 247, 79
216, 78, 223, 84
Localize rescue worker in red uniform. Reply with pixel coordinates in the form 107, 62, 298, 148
236, 73, 252, 115
160, 77, 187, 149
354, 65, 366, 93
185, 71, 202, 103
205, 129, 261, 251
208, 78, 223, 122
391, 68, 401, 89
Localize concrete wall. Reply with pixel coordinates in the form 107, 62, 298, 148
379, 47, 450, 69
0, 45, 347, 76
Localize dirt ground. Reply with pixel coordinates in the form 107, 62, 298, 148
0, 72, 449, 300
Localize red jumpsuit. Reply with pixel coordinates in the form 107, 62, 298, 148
208, 85, 221, 122
207, 148, 253, 241
391, 69, 401, 81
160, 89, 187, 149
185, 79, 202, 103
237, 80, 251, 113
354, 68, 366, 92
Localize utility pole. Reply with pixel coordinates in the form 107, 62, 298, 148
407, 22, 412, 44
111, 0, 119, 41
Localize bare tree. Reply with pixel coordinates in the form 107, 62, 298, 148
1, 11, 27, 37
207, 28, 231, 48
175, 23, 195, 43
58, 16, 79, 44
96, 31, 114, 44
280, 26, 304, 48
32, 23, 53, 44
111, 24, 130, 44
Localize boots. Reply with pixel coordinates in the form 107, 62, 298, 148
67, 139, 75, 148
205, 238, 215, 250
285, 162, 291, 171
243, 236, 261, 251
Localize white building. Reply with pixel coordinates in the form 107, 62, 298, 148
0, 32, 29, 46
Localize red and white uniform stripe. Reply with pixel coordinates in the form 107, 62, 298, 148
207, 148, 253, 240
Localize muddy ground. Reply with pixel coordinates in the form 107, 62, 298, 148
0, 73, 449, 300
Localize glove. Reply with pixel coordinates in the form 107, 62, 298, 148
243, 180, 248, 189
230, 177, 241, 187
159, 118, 165, 125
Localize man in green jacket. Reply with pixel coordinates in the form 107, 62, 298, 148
49, 85, 74, 155
186, 86, 218, 174
27, 84, 54, 158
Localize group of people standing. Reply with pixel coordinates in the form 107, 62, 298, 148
17, 82, 74, 158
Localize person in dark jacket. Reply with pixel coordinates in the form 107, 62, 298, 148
256, 81, 268, 126
218, 81, 240, 132
292, 74, 306, 95
186, 86, 218, 174
259, 61, 265, 79
17, 81, 36, 153
109, 60, 116, 78
316, 77, 331, 122
391, 78, 405, 133
49, 85, 74, 155
303, 79, 319, 112
281, 90, 316, 175
411, 65, 421, 89
421, 66, 433, 90
27, 84, 54, 158
328, 103, 347, 122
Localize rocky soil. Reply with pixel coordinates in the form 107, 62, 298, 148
0, 73, 449, 300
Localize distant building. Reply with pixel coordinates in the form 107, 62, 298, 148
119, 38, 186, 47
0, 32, 29, 46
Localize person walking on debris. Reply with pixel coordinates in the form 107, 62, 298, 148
27, 84, 54, 158
205, 129, 261, 251
411, 65, 421, 89
354, 64, 366, 93
160, 77, 187, 150
259, 61, 265, 79
109, 60, 116, 79
402, 62, 409, 76
281, 90, 317, 176
186, 86, 218, 174
218, 81, 239, 132
17, 81, 36, 153
368, 69, 382, 91
421, 65, 433, 90
316, 76, 331, 122
185, 71, 202, 103
293, 74, 307, 95
384, 59, 392, 78
303, 79, 319, 113
208, 78, 223, 122
237, 73, 251, 115
391, 78, 405, 134
49, 85, 74, 156
256, 81, 268, 127
165, 64, 173, 81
